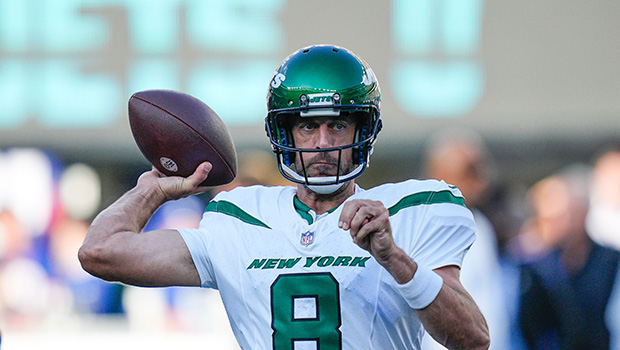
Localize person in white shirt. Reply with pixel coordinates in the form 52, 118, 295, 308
422, 129, 510, 350
79, 44, 489, 350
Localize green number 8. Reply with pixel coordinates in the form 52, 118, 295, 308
271, 272, 342, 349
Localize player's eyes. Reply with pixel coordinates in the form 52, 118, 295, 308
330, 122, 348, 131
300, 122, 318, 131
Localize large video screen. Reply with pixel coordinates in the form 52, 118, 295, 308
1, 0, 618, 158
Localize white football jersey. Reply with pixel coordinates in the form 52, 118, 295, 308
179, 179, 476, 350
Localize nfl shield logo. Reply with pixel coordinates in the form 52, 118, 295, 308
300, 231, 314, 246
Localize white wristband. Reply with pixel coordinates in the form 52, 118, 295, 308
395, 265, 444, 310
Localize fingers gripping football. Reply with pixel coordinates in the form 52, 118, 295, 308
138, 161, 212, 201
338, 199, 396, 260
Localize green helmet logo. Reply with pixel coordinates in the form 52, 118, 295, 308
265, 45, 382, 193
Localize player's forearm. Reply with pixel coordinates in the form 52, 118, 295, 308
375, 246, 417, 284
90, 183, 165, 238
418, 275, 490, 349
78, 184, 166, 270
381, 250, 489, 349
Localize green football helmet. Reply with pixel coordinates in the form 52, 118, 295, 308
265, 45, 382, 193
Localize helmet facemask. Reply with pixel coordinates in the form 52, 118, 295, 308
265, 45, 382, 194
266, 104, 381, 193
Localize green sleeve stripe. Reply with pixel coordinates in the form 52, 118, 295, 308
388, 190, 466, 216
205, 200, 271, 229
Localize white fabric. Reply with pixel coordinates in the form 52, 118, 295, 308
396, 265, 444, 310
587, 204, 620, 250
422, 210, 510, 350
179, 179, 476, 350
606, 260, 620, 350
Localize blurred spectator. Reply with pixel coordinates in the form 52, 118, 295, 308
587, 144, 620, 250
421, 128, 511, 350
49, 216, 125, 314
517, 166, 620, 350
0, 149, 58, 330
48, 162, 126, 315
0, 149, 126, 331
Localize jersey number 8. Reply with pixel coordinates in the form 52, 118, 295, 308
271, 273, 342, 349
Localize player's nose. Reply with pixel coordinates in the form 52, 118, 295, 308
315, 124, 332, 149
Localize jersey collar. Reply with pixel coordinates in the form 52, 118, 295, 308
293, 196, 339, 225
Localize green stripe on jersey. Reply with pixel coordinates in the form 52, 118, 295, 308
293, 196, 314, 225
205, 200, 271, 229
388, 190, 466, 216
293, 196, 339, 225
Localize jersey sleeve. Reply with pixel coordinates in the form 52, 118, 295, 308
177, 188, 249, 289
409, 203, 476, 270
178, 221, 218, 289
385, 180, 477, 270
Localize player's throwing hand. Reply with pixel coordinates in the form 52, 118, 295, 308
137, 161, 213, 201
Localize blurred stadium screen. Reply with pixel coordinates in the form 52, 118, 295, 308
0, 0, 618, 164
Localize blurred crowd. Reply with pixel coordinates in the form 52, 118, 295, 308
1, 132, 620, 349
421, 130, 620, 350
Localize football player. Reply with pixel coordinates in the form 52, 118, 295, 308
79, 45, 489, 349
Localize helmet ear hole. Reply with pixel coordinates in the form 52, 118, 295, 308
279, 127, 291, 166
354, 123, 368, 165
277, 116, 296, 166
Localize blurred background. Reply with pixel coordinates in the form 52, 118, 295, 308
1, 0, 619, 349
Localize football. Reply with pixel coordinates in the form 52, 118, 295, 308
128, 89, 237, 186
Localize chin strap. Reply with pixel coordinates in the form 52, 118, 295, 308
307, 182, 346, 195
280, 162, 365, 193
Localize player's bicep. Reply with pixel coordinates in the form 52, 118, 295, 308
95, 229, 200, 287
433, 265, 464, 293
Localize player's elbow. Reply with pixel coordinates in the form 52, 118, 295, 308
468, 323, 490, 350
475, 334, 491, 350
77, 242, 101, 277
78, 241, 117, 282
443, 320, 490, 350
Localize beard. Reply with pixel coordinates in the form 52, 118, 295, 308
295, 150, 354, 178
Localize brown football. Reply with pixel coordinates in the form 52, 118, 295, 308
128, 89, 237, 186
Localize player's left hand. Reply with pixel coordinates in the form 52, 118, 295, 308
338, 199, 396, 264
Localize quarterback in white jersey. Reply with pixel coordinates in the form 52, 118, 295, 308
180, 181, 475, 349
79, 45, 489, 349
